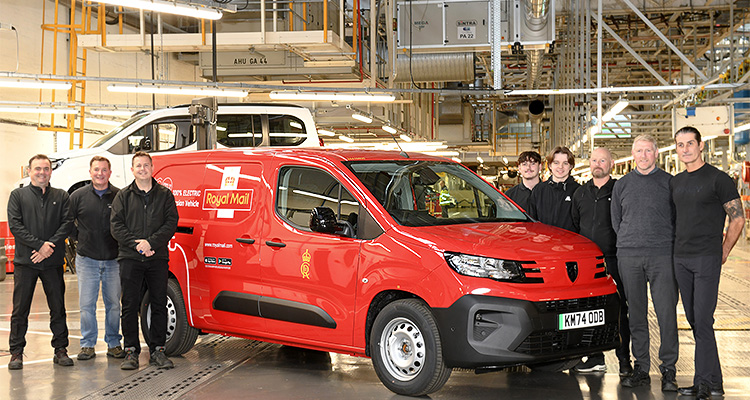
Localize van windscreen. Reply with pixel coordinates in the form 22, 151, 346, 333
345, 161, 529, 227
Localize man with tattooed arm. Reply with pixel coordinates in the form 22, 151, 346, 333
670, 126, 745, 400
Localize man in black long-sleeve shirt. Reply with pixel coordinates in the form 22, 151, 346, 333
7, 154, 74, 369
571, 147, 631, 375
111, 151, 178, 370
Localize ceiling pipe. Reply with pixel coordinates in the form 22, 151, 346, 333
523, 0, 552, 90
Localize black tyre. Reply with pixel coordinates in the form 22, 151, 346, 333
369, 299, 452, 396
528, 358, 581, 372
140, 278, 199, 356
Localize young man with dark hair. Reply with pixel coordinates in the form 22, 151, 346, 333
111, 151, 178, 370
528, 146, 580, 232
671, 126, 744, 400
7, 154, 75, 369
505, 151, 542, 211
69, 156, 125, 360
611, 135, 678, 391
571, 147, 631, 375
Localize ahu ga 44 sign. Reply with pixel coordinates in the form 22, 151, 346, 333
202, 189, 254, 211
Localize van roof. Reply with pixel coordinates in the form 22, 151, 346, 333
162, 147, 454, 163
171, 103, 306, 109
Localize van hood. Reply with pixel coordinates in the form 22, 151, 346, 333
49, 147, 101, 160
391, 222, 601, 261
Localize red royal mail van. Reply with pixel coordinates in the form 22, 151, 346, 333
143, 147, 620, 396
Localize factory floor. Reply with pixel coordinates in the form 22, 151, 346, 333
2, 241, 750, 400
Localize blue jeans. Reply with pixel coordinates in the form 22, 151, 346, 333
76, 255, 122, 348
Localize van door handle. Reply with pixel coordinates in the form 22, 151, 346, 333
236, 238, 255, 244
265, 241, 286, 248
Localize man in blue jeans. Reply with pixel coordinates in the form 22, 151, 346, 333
69, 156, 124, 360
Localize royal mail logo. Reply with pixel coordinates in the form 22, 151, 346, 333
202, 189, 254, 211
156, 177, 173, 190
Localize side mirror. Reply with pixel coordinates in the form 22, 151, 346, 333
309, 207, 337, 234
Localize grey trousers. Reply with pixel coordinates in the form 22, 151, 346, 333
617, 254, 679, 374
674, 255, 723, 388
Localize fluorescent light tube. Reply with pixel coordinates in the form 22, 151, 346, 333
351, 113, 373, 124
381, 125, 397, 134
399, 134, 412, 142
108, 84, 247, 98
317, 129, 336, 137
602, 99, 629, 122
338, 135, 355, 143
0, 78, 71, 90
92, 0, 222, 20
0, 106, 78, 114
269, 91, 395, 102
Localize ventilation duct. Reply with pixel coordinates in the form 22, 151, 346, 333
395, 53, 475, 83
522, 0, 551, 90
439, 95, 463, 124
528, 99, 545, 145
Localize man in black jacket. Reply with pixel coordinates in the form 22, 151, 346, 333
69, 156, 124, 361
528, 146, 580, 231
504, 151, 542, 211
7, 154, 74, 369
111, 151, 178, 370
571, 147, 631, 375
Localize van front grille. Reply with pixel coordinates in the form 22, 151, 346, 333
537, 295, 610, 313
514, 321, 619, 356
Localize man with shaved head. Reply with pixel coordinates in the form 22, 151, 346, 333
571, 147, 631, 375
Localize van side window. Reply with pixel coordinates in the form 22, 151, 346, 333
277, 167, 360, 233
110, 118, 192, 155
268, 114, 306, 146
217, 115, 262, 147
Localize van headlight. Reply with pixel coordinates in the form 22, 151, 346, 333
445, 251, 523, 281
51, 158, 67, 170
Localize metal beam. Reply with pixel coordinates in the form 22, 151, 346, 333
594, 12, 670, 86
619, 0, 708, 81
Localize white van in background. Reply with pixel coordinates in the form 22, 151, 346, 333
17, 103, 321, 193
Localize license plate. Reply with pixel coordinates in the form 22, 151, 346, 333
558, 309, 605, 330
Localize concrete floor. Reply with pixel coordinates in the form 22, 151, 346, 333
2, 241, 750, 400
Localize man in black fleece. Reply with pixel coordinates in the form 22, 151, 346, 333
111, 151, 178, 371
571, 147, 631, 375
7, 154, 74, 369
528, 146, 579, 231
611, 134, 678, 391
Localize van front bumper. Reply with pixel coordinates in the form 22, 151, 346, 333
431, 293, 620, 369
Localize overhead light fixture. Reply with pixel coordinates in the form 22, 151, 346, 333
269, 91, 395, 103
477, 156, 484, 164
86, 117, 122, 126
602, 99, 630, 122
451, 157, 462, 163
317, 129, 336, 137
502, 156, 509, 164
0, 106, 78, 114
399, 134, 412, 142
0, 78, 71, 90
92, 0, 222, 20
89, 109, 135, 117
382, 125, 397, 134
107, 83, 248, 98
351, 112, 373, 124
338, 135, 355, 143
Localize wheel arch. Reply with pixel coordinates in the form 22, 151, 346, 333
364, 290, 425, 357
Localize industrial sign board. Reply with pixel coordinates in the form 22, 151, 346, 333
672, 106, 733, 137
198, 51, 288, 73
